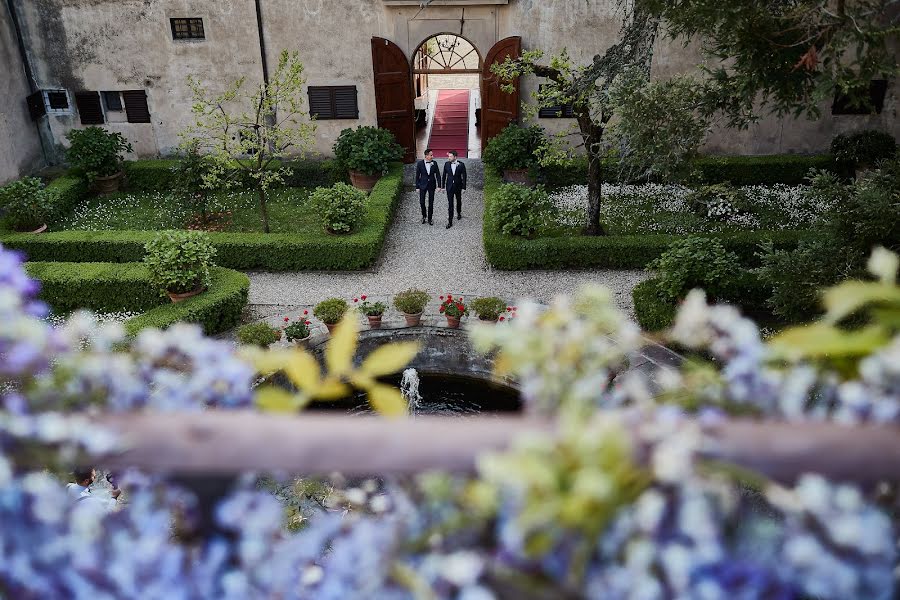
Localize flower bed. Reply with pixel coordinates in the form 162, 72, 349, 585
25, 261, 249, 336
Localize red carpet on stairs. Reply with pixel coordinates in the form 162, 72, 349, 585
427, 89, 470, 158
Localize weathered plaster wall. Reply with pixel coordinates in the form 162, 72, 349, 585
0, 3, 44, 184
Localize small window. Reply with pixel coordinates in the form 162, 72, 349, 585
537, 84, 575, 118
45, 90, 70, 112
308, 85, 359, 120
74, 91, 105, 125
122, 90, 151, 123
170, 17, 205, 40
832, 80, 888, 115
102, 91, 123, 111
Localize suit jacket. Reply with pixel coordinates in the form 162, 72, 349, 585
441, 160, 467, 192
415, 160, 440, 190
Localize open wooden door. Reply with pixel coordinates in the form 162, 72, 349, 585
481, 36, 521, 152
372, 37, 416, 163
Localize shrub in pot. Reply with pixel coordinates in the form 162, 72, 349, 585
438, 294, 467, 329
283, 312, 313, 347
393, 288, 430, 326
65, 127, 133, 192
353, 294, 387, 329
313, 298, 349, 333
143, 230, 216, 302
471, 297, 507, 322
311, 183, 367, 234
0, 177, 56, 232
333, 126, 404, 191
830, 130, 897, 175
237, 322, 282, 348
482, 123, 544, 182
491, 183, 554, 238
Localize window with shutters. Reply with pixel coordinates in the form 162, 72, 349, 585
308, 86, 359, 120
832, 80, 889, 115
43, 89, 71, 114
122, 90, 151, 123
170, 17, 205, 40
74, 91, 105, 125
102, 91, 123, 112
537, 85, 575, 118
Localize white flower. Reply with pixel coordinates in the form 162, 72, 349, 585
867, 246, 898, 284
440, 551, 484, 587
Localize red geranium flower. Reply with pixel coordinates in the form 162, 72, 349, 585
353, 298, 359, 303
439, 306, 445, 313
499, 316, 505, 321
440, 296, 444, 300
305, 321, 311, 325
303, 310, 308, 315
361, 295, 367, 301
456, 303, 464, 311
448, 294, 453, 300
506, 307, 511, 312
284, 317, 290, 322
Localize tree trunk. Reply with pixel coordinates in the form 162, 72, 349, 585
576, 114, 605, 236
258, 187, 270, 233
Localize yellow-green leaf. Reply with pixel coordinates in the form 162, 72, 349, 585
283, 349, 321, 394
367, 383, 408, 417
255, 387, 304, 413
769, 323, 890, 359
822, 280, 900, 323
325, 312, 358, 376
359, 342, 421, 377
241, 347, 293, 374
349, 372, 375, 389
314, 377, 351, 401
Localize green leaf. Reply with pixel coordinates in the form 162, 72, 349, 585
822, 280, 900, 323
255, 387, 304, 413
359, 342, 421, 377
325, 312, 357, 376
367, 383, 408, 417
769, 323, 890, 359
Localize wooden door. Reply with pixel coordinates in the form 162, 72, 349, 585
481, 36, 521, 151
371, 37, 416, 163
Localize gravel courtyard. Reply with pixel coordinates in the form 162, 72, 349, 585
246, 160, 647, 321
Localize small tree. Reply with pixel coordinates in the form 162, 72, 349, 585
170, 140, 229, 227
183, 50, 316, 233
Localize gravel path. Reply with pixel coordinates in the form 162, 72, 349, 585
247, 160, 647, 316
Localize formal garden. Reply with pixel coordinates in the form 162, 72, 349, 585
1, 0, 900, 598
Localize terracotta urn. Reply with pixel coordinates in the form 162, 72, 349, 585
403, 312, 423, 327
166, 284, 206, 303
325, 322, 338, 334
94, 171, 123, 194
445, 316, 461, 329
367, 314, 383, 330
349, 170, 380, 192
502, 168, 532, 185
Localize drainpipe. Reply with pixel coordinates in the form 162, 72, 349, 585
253, 0, 270, 85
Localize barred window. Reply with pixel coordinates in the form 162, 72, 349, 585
170, 17, 205, 40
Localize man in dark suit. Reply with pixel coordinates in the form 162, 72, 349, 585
414, 148, 440, 225
441, 150, 467, 229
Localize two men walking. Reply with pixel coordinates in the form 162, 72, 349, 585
415, 149, 467, 229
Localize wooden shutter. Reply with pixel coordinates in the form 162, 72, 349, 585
123, 90, 151, 123
26, 91, 46, 121
333, 86, 358, 119
308, 86, 335, 119
74, 91, 105, 125
537, 84, 575, 118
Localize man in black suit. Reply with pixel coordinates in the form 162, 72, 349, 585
414, 148, 440, 225
441, 150, 467, 229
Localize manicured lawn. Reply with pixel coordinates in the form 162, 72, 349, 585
57, 188, 314, 233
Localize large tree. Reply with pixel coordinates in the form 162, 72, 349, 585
183, 50, 316, 233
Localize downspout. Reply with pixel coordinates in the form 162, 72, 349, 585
254, 0, 270, 85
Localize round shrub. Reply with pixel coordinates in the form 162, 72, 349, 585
393, 289, 429, 315
0, 177, 57, 231
143, 230, 217, 295
65, 127, 133, 181
333, 126, 404, 176
830, 130, 897, 167
648, 237, 740, 301
311, 183, 367, 234
237, 322, 282, 347
491, 183, 554, 237
471, 297, 507, 321
313, 298, 349, 325
482, 124, 545, 171
685, 183, 748, 221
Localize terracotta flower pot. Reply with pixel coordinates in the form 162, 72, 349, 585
291, 335, 311, 349
94, 171, 123, 194
367, 314, 383, 329
349, 170, 380, 192
445, 316, 461, 329
403, 312, 423, 327
325, 322, 338, 334
166, 284, 206, 303
502, 168, 532, 185
29, 224, 48, 234
478, 316, 498, 324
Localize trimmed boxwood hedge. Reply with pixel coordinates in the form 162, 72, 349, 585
25, 261, 248, 336
483, 168, 816, 270
2, 163, 403, 271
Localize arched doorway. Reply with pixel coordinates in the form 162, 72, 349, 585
412, 33, 482, 159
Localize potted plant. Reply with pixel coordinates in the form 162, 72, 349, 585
283, 311, 313, 347
313, 298, 349, 334
482, 123, 544, 184
0, 177, 56, 233
830, 130, 897, 177
354, 295, 387, 329
438, 294, 467, 329
471, 297, 507, 323
310, 183, 367, 234
333, 126, 404, 192
499, 305, 517, 323
65, 127, 133, 193
143, 230, 216, 302
393, 288, 430, 326
237, 322, 282, 348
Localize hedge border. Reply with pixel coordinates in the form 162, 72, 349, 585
1, 163, 403, 271
483, 168, 817, 270
25, 261, 249, 336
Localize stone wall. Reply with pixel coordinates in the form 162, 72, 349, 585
0, 3, 43, 184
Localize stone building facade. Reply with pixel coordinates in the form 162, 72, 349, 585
1, 0, 897, 183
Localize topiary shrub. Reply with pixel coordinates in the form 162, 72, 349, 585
491, 183, 554, 238
482, 124, 545, 172
0, 177, 57, 231
311, 183, 367, 234
393, 289, 429, 315
471, 297, 507, 321
333, 126, 404, 176
313, 298, 349, 325
830, 130, 897, 168
65, 127, 133, 181
143, 230, 217, 295
237, 322, 282, 347
648, 237, 741, 301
